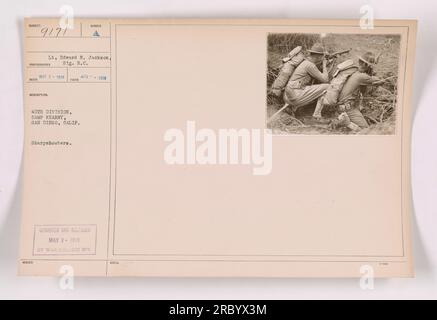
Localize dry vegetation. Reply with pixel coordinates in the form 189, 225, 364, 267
267, 33, 400, 135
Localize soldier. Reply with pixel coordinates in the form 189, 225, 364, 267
284, 43, 330, 121
334, 52, 383, 131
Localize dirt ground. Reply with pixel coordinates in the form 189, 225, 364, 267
267, 34, 400, 135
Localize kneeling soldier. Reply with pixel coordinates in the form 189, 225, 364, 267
284, 43, 330, 121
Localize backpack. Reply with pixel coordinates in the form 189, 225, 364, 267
270, 46, 305, 97
322, 59, 358, 107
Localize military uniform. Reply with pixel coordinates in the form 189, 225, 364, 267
283, 43, 330, 116
284, 59, 330, 108
337, 72, 380, 128
336, 52, 381, 129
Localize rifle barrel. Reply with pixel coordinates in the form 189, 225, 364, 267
327, 49, 351, 57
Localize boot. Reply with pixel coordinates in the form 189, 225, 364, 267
347, 122, 361, 132
312, 97, 326, 121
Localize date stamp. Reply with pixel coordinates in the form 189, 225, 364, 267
33, 224, 97, 255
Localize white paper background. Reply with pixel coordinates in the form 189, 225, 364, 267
0, 0, 436, 299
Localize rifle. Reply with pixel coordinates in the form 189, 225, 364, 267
372, 75, 397, 85
325, 48, 351, 60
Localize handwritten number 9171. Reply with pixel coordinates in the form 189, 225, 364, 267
40, 27, 68, 38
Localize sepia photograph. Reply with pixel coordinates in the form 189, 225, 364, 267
267, 33, 401, 135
